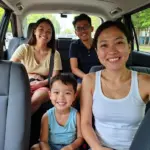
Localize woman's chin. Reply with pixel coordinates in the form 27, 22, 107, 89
38, 40, 49, 45
106, 65, 125, 71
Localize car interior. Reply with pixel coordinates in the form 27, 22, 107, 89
0, 0, 149, 149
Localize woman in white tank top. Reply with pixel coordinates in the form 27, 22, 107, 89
80, 21, 150, 150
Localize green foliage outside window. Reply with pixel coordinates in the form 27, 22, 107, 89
0, 7, 5, 23
27, 14, 61, 34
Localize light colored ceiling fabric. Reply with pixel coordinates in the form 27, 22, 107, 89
2, 0, 150, 19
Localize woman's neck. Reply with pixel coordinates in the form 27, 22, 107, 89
102, 67, 131, 82
34, 43, 48, 52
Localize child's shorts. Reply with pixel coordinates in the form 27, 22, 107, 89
49, 143, 67, 150
49, 143, 80, 150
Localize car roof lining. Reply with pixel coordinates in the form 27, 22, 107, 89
2, 0, 150, 20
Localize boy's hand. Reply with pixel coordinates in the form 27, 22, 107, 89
61, 145, 74, 150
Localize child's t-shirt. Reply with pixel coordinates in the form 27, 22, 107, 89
47, 107, 77, 145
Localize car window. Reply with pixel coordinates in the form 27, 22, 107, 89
5, 21, 13, 49
0, 7, 13, 50
0, 7, 4, 23
132, 8, 150, 52
24, 13, 102, 39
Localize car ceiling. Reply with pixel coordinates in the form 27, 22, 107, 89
2, 0, 150, 19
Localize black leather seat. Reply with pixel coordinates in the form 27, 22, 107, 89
56, 38, 73, 72
130, 109, 150, 150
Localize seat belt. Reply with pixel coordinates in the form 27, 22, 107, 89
48, 51, 54, 85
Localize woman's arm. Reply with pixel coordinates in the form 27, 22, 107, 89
80, 74, 105, 150
10, 57, 21, 62
10, 44, 26, 62
70, 58, 85, 79
40, 113, 50, 150
39, 79, 49, 86
53, 51, 62, 75
40, 70, 59, 86
138, 73, 150, 103
30, 70, 60, 89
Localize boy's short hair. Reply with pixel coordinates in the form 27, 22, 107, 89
50, 73, 77, 93
72, 13, 92, 27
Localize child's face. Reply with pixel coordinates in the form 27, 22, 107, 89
49, 80, 76, 111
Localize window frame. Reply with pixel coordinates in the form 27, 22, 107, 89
0, 2, 13, 59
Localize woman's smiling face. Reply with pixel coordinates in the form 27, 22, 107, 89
97, 26, 131, 71
34, 21, 52, 45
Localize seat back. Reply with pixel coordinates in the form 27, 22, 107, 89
90, 65, 150, 74
130, 109, 150, 150
7, 37, 26, 59
6, 23, 35, 60
0, 60, 31, 150
27, 23, 35, 39
56, 38, 73, 72
89, 65, 104, 73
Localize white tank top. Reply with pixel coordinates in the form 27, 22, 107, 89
93, 71, 146, 150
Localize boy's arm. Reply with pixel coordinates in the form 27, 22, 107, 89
40, 113, 50, 149
66, 112, 84, 150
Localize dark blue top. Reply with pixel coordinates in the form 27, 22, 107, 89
69, 39, 100, 74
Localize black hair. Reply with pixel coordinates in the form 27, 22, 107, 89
50, 73, 77, 93
28, 18, 56, 53
72, 13, 92, 27
92, 20, 131, 50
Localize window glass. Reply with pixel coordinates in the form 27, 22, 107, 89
5, 21, 13, 49
0, 7, 5, 23
25, 13, 102, 39
0, 7, 13, 50
132, 8, 150, 52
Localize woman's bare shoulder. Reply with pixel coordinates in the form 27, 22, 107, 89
138, 72, 150, 82
82, 73, 96, 92
138, 72, 150, 91
83, 72, 96, 82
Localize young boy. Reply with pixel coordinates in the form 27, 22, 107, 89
31, 73, 83, 150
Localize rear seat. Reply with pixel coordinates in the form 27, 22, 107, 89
6, 23, 35, 60
56, 38, 75, 73
7, 37, 25, 60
